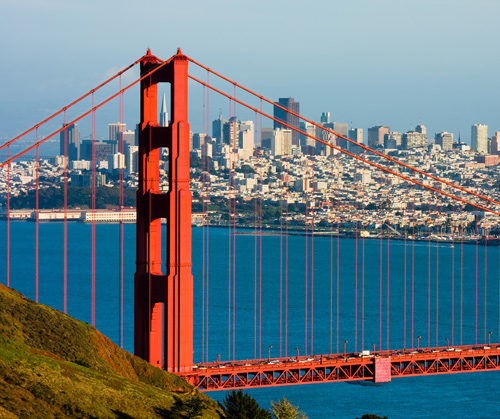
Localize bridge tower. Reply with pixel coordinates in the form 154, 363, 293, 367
134, 49, 193, 373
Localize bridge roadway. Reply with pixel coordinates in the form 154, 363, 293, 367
182, 344, 500, 390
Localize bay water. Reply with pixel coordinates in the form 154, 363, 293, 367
1, 221, 500, 418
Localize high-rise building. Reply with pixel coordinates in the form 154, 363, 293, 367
60, 123, 80, 161
81, 140, 114, 162
402, 130, 428, 149
471, 124, 488, 153
212, 113, 227, 144
332, 122, 348, 149
274, 98, 300, 146
223, 117, 239, 148
239, 121, 255, 159
271, 128, 292, 157
367, 126, 390, 148
160, 93, 169, 127
348, 128, 363, 152
320, 112, 331, 124
415, 124, 427, 135
435, 132, 454, 151
125, 145, 138, 176
490, 132, 500, 155
384, 132, 402, 149
107, 152, 125, 173
109, 122, 126, 142
192, 133, 208, 150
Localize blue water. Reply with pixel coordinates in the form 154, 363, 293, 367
1, 221, 500, 419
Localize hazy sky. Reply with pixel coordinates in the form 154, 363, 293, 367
1, 0, 499, 144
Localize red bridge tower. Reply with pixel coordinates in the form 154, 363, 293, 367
134, 49, 193, 373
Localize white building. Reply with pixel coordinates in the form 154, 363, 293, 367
125, 145, 138, 176
271, 128, 292, 157
238, 121, 254, 159
108, 152, 125, 172
472, 124, 488, 153
70, 160, 91, 170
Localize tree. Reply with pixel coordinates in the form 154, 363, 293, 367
270, 397, 308, 419
219, 390, 271, 419
167, 395, 206, 419
356, 414, 388, 419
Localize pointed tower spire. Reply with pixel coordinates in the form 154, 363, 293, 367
160, 93, 169, 127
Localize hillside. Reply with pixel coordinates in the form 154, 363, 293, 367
0, 284, 219, 418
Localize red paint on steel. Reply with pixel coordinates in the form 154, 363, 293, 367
63, 114, 68, 314
187, 345, 500, 390
187, 74, 500, 218
1, 57, 175, 170
187, 57, 500, 210
374, 357, 392, 383
35, 141, 39, 303
6, 146, 10, 287
0, 59, 144, 155
134, 49, 193, 373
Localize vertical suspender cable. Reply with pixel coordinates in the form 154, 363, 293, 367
337, 151, 340, 354
428, 202, 431, 347
305, 141, 309, 356
484, 221, 488, 343
201, 84, 206, 363
232, 88, 237, 361
475, 209, 478, 345
6, 145, 10, 287
451, 202, 455, 346
412, 183, 415, 349
362, 153, 366, 351
311, 143, 315, 355
205, 72, 211, 363
436, 193, 440, 347
285, 139, 289, 358
63, 112, 68, 313
227, 99, 232, 361
279, 127, 284, 358
460, 193, 464, 346
259, 100, 263, 360
330, 151, 334, 354
355, 158, 358, 352
404, 180, 407, 349
386, 161, 390, 351
254, 111, 258, 360
207, 79, 211, 364
379, 169, 383, 351
91, 93, 96, 327
35, 135, 39, 303
118, 76, 124, 349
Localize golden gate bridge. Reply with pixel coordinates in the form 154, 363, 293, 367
1, 49, 500, 391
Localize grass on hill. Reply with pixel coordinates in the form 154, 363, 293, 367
0, 284, 219, 419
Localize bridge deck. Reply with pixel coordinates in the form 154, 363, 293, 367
181, 344, 500, 390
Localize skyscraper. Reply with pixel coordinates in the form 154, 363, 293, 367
435, 132, 453, 151
271, 128, 292, 157
274, 98, 300, 146
160, 93, 169, 127
332, 122, 348, 149
320, 112, 331, 124
212, 113, 227, 144
60, 123, 80, 161
223, 117, 239, 148
109, 122, 126, 142
367, 126, 390, 148
348, 128, 363, 152
471, 124, 488, 153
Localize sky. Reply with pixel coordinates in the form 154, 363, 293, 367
1, 0, 499, 145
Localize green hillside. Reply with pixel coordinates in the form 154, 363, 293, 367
0, 284, 219, 418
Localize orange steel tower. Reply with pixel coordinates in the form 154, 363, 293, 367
134, 49, 193, 373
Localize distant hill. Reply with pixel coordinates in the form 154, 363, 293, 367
0, 284, 219, 418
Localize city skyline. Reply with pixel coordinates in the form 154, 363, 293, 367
1, 0, 499, 145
